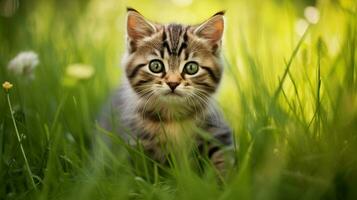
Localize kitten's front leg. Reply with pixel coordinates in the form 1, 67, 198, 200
210, 146, 235, 177
205, 126, 236, 177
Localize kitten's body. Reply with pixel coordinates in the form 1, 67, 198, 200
101, 8, 233, 169
107, 81, 231, 161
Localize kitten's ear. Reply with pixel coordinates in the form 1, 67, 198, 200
126, 8, 157, 43
193, 11, 225, 44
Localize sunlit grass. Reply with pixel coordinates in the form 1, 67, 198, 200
0, 0, 356, 199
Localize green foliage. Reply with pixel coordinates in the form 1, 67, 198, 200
0, 0, 356, 199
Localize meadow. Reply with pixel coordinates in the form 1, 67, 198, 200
0, 0, 356, 199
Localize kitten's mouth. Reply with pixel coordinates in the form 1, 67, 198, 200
165, 91, 182, 97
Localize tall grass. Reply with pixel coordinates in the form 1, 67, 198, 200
0, 0, 356, 199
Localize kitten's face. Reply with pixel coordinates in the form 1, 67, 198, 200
124, 8, 224, 108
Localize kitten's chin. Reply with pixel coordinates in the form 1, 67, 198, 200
159, 91, 186, 103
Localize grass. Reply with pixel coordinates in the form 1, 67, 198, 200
1, 0, 357, 199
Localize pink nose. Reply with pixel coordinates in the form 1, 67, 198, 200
167, 82, 180, 91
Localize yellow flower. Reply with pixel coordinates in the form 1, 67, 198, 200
65, 64, 95, 80
2, 81, 13, 92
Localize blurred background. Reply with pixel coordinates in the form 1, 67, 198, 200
0, 0, 356, 199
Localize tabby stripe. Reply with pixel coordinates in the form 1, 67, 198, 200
180, 71, 186, 80
193, 81, 215, 92
161, 71, 167, 78
139, 131, 153, 140
160, 30, 167, 58
208, 146, 220, 158
179, 30, 189, 58
183, 28, 188, 42
133, 78, 153, 87
184, 51, 189, 60
163, 41, 172, 55
162, 29, 167, 40
143, 111, 161, 122
178, 42, 187, 57
169, 24, 182, 54
201, 66, 219, 83
128, 64, 146, 78
159, 48, 164, 58
163, 27, 172, 55
194, 81, 213, 88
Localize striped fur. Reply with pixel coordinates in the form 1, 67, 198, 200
102, 8, 233, 171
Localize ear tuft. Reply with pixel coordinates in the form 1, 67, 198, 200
126, 8, 156, 43
213, 10, 225, 16
193, 12, 225, 44
126, 7, 138, 12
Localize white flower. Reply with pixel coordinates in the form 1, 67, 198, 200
295, 18, 309, 36
65, 63, 94, 80
304, 6, 320, 24
7, 51, 39, 78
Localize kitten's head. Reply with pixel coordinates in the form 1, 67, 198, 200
123, 8, 224, 111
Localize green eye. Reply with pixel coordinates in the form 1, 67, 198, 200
149, 60, 164, 73
184, 61, 199, 75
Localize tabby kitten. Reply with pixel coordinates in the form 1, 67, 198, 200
102, 8, 233, 171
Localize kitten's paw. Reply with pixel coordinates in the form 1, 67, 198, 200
211, 147, 237, 179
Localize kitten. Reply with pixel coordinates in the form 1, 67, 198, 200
101, 8, 233, 172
